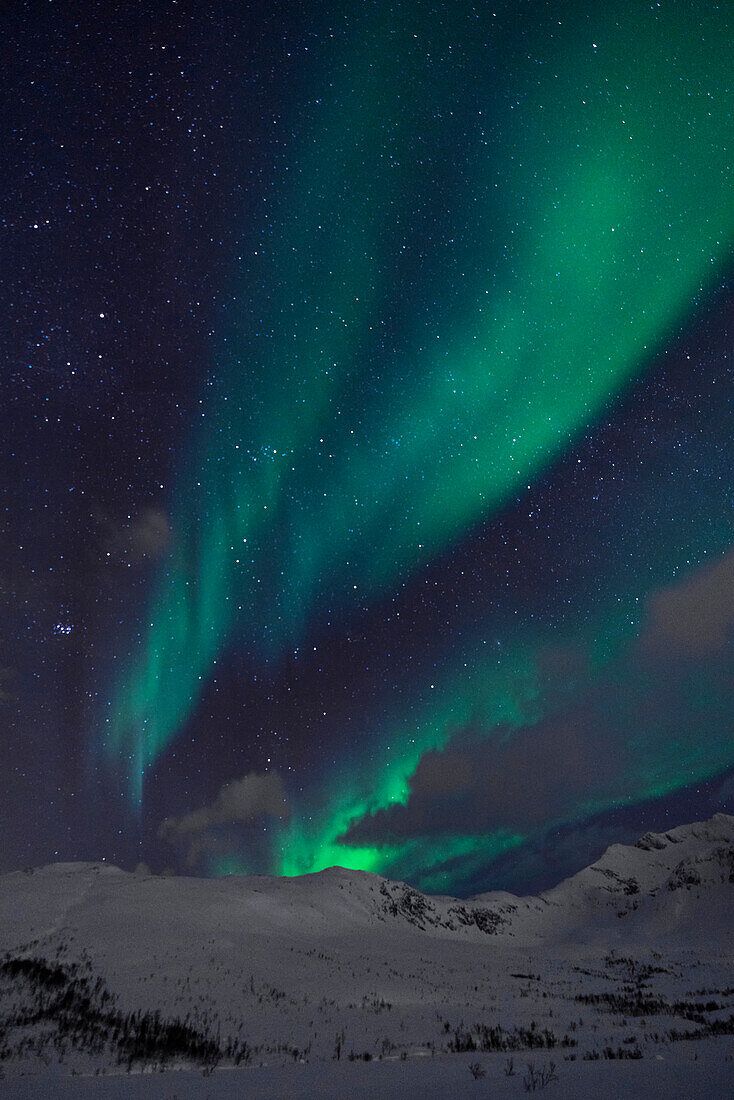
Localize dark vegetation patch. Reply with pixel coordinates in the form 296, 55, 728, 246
447, 1020, 576, 1054
0, 954, 249, 1070
575, 991, 723, 1024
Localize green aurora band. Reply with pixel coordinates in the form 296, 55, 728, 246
104, 2, 733, 876
275, 602, 734, 888
276, 646, 537, 883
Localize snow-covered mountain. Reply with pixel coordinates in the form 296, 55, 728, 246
3, 813, 731, 953
0, 813, 732, 1097
526, 811, 734, 942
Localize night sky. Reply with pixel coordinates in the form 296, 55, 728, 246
3, 0, 734, 895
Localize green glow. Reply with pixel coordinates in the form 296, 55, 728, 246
276, 577, 734, 889
104, 0, 734, 851
392, 833, 525, 896
277, 648, 536, 880
210, 854, 251, 878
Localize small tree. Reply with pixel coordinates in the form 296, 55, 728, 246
523, 1059, 558, 1091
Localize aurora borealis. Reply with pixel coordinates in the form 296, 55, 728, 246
3, 0, 734, 893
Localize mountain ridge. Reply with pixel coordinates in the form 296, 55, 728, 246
3, 811, 732, 948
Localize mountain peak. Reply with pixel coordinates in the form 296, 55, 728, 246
634, 811, 734, 852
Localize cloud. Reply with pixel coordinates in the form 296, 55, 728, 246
346, 705, 626, 845
128, 508, 171, 559
100, 507, 171, 563
638, 548, 734, 658
159, 771, 288, 870
343, 549, 734, 852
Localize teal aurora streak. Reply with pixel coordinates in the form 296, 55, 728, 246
104, 2, 733, 879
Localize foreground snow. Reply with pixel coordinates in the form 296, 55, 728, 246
4, 1041, 734, 1100
0, 814, 732, 1097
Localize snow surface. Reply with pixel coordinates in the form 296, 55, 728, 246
4, 1043, 734, 1100
0, 813, 732, 1097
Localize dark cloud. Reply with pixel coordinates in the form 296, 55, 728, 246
638, 547, 734, 658
159, 771, 288, 870
343, 549, 734, 851
345, 706, 626, 844
99, 507, 171, 564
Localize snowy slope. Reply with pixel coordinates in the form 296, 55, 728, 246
0, 814, 732, 1096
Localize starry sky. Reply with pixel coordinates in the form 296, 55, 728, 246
3, 0, 734, 895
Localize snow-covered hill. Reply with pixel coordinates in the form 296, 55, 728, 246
0, 813, 732, 1097
530, 810, 734, 942
4, 813, 731, 951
